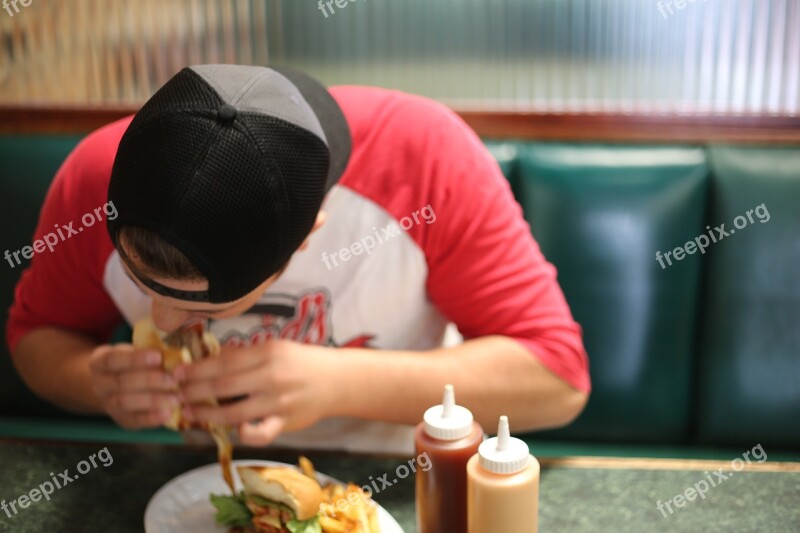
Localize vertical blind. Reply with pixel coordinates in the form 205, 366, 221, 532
1, 0, 798, 115
0, 0, 273, 104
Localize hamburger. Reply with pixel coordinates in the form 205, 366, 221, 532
133, 317, 234, 492
132, 317, 221, 429
211, 466, 324, 533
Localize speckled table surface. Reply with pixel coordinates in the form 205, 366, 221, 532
0, 438, 798, 533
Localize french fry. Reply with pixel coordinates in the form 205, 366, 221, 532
299, 458, 380, 533
299, 455, 317, 480
318, 516, 348, 533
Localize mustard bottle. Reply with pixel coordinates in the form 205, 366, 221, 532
467, 416, 540, 533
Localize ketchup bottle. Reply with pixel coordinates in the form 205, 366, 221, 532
415, 384, 484, 533
467, 416, 540, 533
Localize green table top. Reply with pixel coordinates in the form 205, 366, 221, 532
0, 437, 798, 533
4, 416, 800, 463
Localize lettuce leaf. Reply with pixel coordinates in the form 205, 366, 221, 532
210, 491, 321, 533
247, 494, 294, 515
210, 492, 253, 527
286, 516, 322, 533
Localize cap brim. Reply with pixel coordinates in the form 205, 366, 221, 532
271, 66, 351, 192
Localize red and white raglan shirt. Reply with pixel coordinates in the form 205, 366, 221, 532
7, 87, 589, 454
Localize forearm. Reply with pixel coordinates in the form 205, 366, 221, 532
12, 327, 104, 414
332, 335, 588, 432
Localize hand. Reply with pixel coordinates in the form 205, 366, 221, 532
89, 343, 179, 429
174, 339, 336, 446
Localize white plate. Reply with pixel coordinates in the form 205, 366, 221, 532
144, 460, 404, 533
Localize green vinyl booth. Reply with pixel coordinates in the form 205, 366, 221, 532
1, 133, 798, 456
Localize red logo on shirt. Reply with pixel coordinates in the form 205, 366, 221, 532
218, 289, 374, 348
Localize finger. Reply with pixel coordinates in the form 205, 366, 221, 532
107, 391, 179, 414
179, 369, 261, 403
174, 349, 261, 383
118, 369, 177, 392
238, 416, 285, 447
89, 344, 116, 372
91, 372, 120, 397
184, 395, 275, 426
92, 344, 161, 373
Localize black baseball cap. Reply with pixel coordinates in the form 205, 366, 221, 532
107, 65, 351, 303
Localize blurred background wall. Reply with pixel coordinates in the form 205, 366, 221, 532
1, 0, 798, 115
1, 1, 799, 451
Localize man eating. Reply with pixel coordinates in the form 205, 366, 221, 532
7, 65, 589, 453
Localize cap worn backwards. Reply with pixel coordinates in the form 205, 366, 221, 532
107, 64, 351, 303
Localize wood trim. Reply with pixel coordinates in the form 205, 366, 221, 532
1, 105, 799, 144
2, 435, 798, 472
458, 111, 800, 144
538, 455, 800, 473
0, 105, 137, 135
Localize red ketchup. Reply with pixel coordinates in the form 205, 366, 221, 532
415, 384, 484, 533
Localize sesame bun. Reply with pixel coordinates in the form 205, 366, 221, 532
237, 466, 323, 521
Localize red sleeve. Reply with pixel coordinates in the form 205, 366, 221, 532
421, 109, 590, 392
5, 118, 132, 353
332, 88, 590, 392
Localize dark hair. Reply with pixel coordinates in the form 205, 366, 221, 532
117, 226, 204, 281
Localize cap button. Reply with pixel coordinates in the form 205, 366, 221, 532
217, 104, 237, 124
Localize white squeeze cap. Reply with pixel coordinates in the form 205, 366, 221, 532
478, 416, 531, 474
423, 384, 475, 440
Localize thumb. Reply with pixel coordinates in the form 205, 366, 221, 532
238, 416, 285, 447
